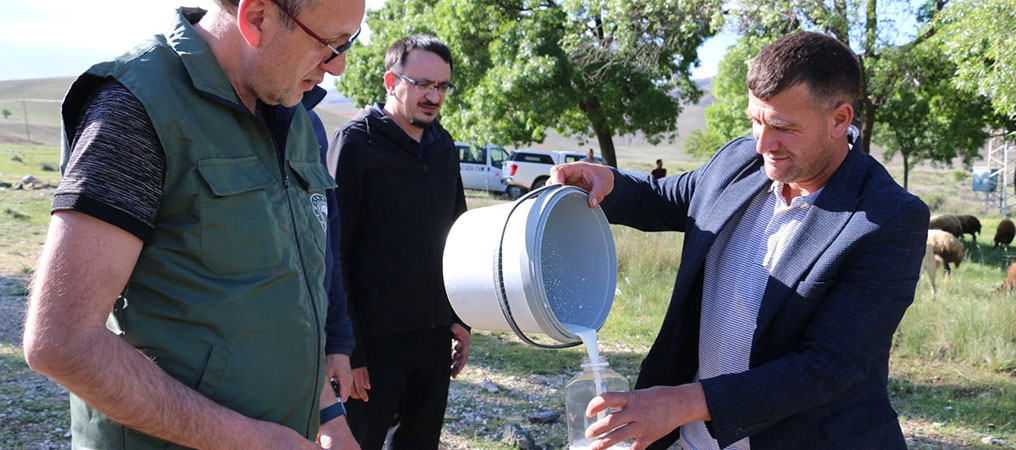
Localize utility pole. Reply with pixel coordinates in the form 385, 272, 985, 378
22, 100, 31, 143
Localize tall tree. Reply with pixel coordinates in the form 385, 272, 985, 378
873, 44, 994, 190
934, 0, 1016, 129
684, 35, 769, 158
697, 0, 952, 156
337, 0, 723, 167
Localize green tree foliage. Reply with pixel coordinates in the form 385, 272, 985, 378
684, 129, 726, 160
874, 44, 993, 190
1, 109, 11, 120
336, 0, 723, 167
934, 0, 1016, 127
702, 0, 960, 155
684, 35, 770, 158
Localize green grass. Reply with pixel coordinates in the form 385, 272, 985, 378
0, 143, 62, 187
895, 218, 1016, 374
0, 157, 1013, 448
0, 145, 57, 278
0, 344, 71, 449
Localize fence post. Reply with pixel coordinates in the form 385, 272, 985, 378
22, 100, 31, 143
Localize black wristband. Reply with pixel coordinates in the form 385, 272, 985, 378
320, 401, 346, 424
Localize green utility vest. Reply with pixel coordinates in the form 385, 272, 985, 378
59, 9, 335, 449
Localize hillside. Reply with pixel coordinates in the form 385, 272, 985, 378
0, 77, 71, 145
0, 76, 713, 163
1, 76, 1004, 219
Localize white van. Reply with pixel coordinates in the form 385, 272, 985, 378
455, 141, 511, 194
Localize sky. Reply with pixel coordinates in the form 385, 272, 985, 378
0, 0, 735, 86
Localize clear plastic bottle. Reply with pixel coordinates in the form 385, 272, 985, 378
565, 358, 631, 450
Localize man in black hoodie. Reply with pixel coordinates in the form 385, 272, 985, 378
324, 34, 470, 449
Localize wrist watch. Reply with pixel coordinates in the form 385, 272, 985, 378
320, 400, 346, 424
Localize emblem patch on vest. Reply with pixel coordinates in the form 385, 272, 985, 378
310, 193, 328, 231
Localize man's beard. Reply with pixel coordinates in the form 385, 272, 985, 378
410, 101, 441, 128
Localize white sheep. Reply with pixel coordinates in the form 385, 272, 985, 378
921, 242, 943, 295
927, 229, 963, 281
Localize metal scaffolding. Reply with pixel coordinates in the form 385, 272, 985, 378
975, 136, 1014, 215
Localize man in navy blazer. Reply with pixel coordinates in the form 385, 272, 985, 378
550, 32, 928, 450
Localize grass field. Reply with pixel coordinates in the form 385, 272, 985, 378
2, 141, 1015, 449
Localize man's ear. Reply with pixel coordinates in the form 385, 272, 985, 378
237, 0, 268, 47
383, 71, 396, 95
830, 101, 854, 138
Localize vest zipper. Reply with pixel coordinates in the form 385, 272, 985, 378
268, 129, 322, 437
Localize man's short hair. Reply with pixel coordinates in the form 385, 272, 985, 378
746, 32, 860, 109
385, 34, 454, 73
214, 0, 310, 29
656, 159, 663, 164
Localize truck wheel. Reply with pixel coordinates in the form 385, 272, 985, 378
531, 176, 549, 191
506, 185, 526, 200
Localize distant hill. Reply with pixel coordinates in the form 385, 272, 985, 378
0, 77, 1003, 216
0, 75, 713, 168
317, 78, 715, 170
0, 77, 73, 146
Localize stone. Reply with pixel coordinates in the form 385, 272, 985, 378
480, 378, 500, 393
501, 423, 535, 449
527, 410, 560, 424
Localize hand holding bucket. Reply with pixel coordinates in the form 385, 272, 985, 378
548, 162, 616, 209
442, 184, 617, 347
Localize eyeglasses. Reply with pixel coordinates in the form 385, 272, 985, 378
266, 0, 360, 64
394, 72, 456, 97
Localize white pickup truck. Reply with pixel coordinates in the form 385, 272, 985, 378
501, 149, 604, 198
455, 141, 512, 195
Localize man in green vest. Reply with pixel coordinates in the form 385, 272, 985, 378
22, 0, 364, 448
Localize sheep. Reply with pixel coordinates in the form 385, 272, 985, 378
921, 242, 944, 295
1003, 261, 1016, 293
929, 214, 963, 238
956, 215, 982, 241
928, 229, 963, 280
993, 219, 1015, 249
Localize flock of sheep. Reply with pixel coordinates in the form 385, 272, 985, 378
924, 214, 1016, 294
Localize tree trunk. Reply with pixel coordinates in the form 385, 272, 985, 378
859, 0, 878, 154
594, 126, 617, 168
902, 151, 909, 191
862, 99, 876, 155
578, 96, 618, 167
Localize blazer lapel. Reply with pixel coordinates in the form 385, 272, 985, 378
754, 145, 868, 334
675, 161, 771, 300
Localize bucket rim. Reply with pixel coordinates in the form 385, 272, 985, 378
523, 185, 617, 342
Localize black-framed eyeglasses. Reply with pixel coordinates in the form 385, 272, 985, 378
266, 0, 360, 64
394, 72, 457, 97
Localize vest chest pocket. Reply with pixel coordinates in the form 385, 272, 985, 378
288, 160, 337, 256
197, 157, 283, 274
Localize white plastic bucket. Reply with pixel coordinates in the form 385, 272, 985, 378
443, 185, 617, 346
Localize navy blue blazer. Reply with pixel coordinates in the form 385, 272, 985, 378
601, 137, 928, 449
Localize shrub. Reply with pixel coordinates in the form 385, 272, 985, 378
920, 194, 946, 212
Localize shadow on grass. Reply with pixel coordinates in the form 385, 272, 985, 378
0, 274, 30, 347
469, 331, 646, 380
890, 376, 1016, 439
961, 238, 1016, 272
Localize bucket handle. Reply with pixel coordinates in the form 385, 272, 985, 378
493, 184, 580, 349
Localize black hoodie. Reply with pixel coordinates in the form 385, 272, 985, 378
326, 103, 467, 367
